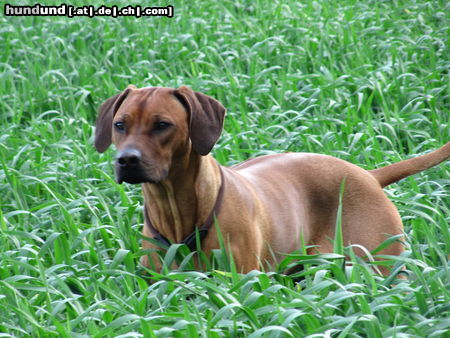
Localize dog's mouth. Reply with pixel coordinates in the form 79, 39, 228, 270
115, 166, 168, 185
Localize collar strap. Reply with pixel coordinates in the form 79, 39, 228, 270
144, 166, 225, 251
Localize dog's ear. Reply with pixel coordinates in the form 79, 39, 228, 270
94, 88, 132, 153
174, 86, 226, 156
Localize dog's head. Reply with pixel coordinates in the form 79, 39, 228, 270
94, 86, 226, 184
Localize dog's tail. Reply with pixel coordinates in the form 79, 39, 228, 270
369, 142, 450, 188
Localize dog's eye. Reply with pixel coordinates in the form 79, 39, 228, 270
114, 122, 125, 132
154, 121, 172, 131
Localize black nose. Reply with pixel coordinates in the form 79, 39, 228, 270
116, 148, 142, 168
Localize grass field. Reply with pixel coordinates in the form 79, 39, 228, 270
1, 0, 449, 336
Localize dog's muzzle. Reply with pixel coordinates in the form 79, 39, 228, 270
115, 148, 150, 184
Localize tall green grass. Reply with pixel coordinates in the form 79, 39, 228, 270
1, 0, 449, 336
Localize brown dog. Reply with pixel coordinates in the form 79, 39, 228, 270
95, 85, 450, 274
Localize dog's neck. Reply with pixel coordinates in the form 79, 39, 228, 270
141, 150, 222, 243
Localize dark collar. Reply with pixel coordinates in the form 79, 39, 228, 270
143, 166, 225, 251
